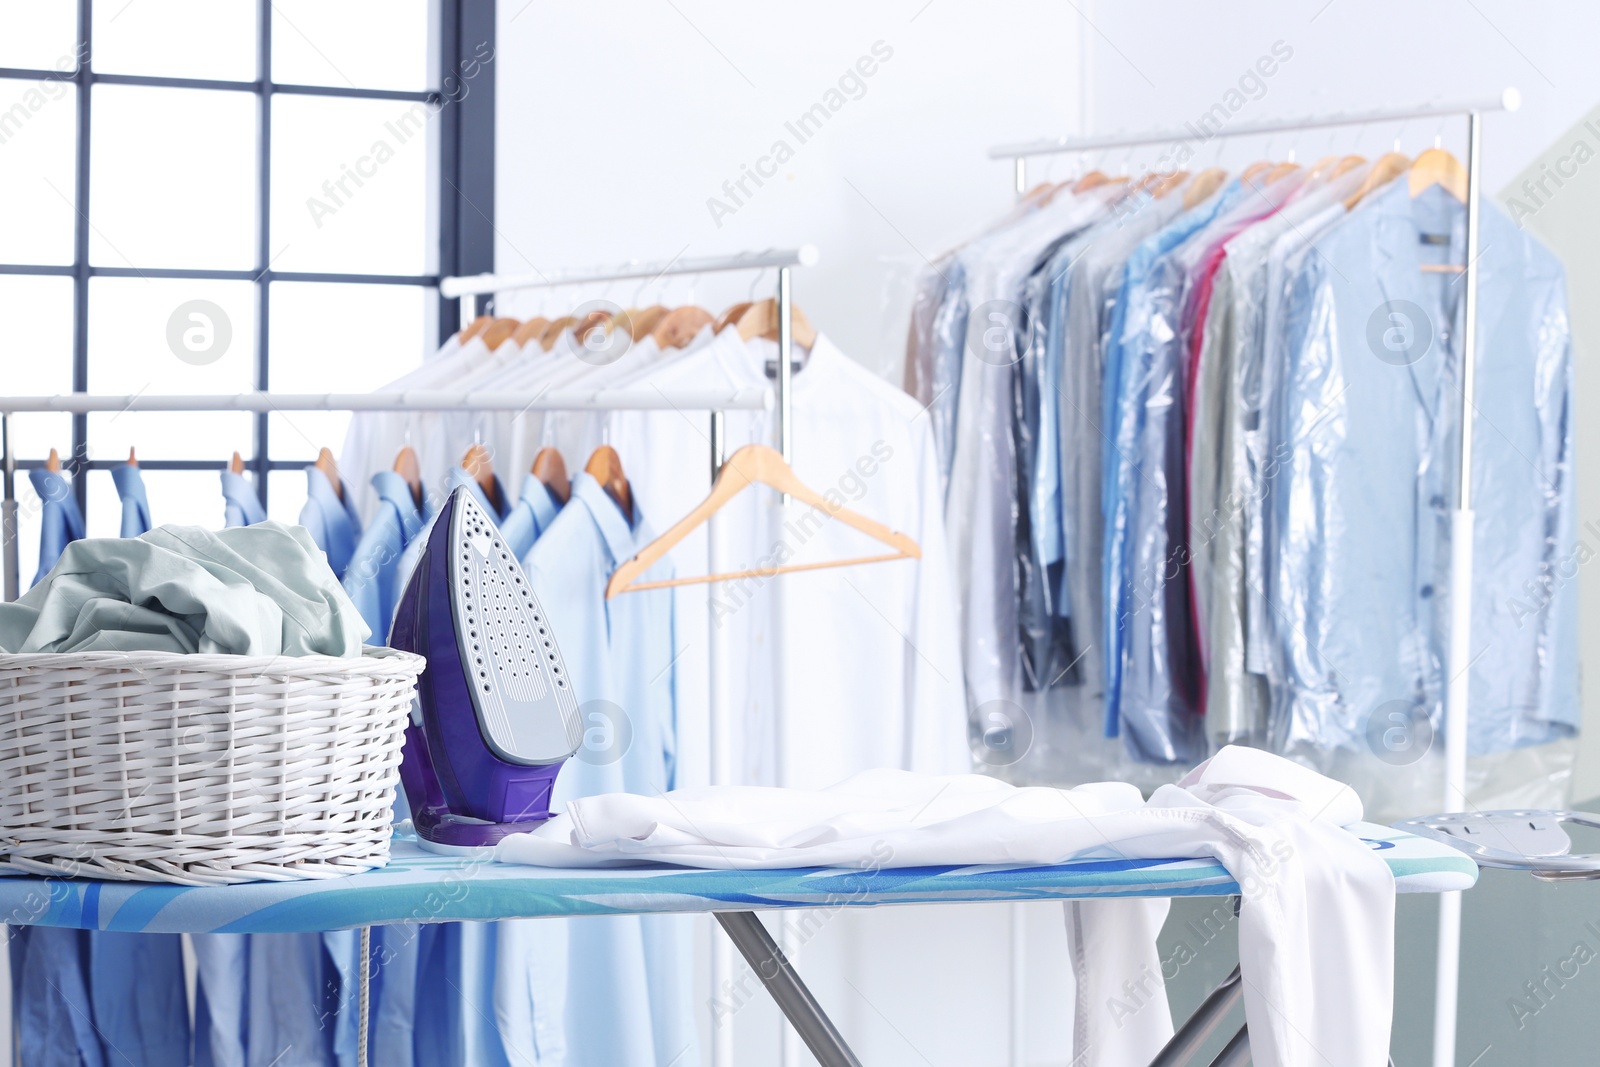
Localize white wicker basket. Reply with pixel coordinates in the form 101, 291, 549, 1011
0, 647, 424, 886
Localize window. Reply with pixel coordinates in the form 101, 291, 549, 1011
0, 0, 494, 586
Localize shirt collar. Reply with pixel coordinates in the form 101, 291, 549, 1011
445, 465, 510, 522
220, 470, 266, 524
306, 465, 361, 528
111, 462, 150, 512
370, 469, 427, 541
570, 471, 641, 565
516, 474, 561, 533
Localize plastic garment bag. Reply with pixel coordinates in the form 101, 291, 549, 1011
1267, 180, 1578, 761
1101, 183, 1240, 762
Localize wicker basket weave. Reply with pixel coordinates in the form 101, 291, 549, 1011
0, 647, 424, 886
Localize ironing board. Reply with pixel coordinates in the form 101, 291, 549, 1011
0, 821, 1475, 1067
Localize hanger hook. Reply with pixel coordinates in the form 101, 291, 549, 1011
747, 267, 768, 302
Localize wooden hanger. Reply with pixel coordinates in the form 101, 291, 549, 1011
1020, 181, 1057, 205
532, 447, 571, 504
1072, 170, 1113, 193
619, 305, 669, 341
714, 301, 752, 333
480, 317, 521, 351
1330, 154, 1367, 179
229, 451, 245, 475
457, 315, 492, 343
394, 445, 423, 508
1182, 167, 1228, 210
1240, 160, 1274, 184
585, 445, 632, 522
652, 306, 715, 350
1151, 170, 1189, 199
539, 316, 578, 351
512, 316, 551, 347
46, 448, 61, 473
126, 447, 138, 467
735, 299, 817, 349
315, 447, 343, 501
1266, 160, 1301, 183
461, 442, 503, 511
1303, 154, 1338, 183
606, 444, 921, 598
1408, 147, 1468, 202
574, 308, 614, 345
1344, 152, 1410, 210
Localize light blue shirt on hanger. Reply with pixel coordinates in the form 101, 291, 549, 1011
343, 470, 432, 641
221, 469, 266, 527
28, 466, 83, 587
500, 473, 563, 563
525, 472, 694, 1067
299, 465, 363, 580
111, 462, 152, 538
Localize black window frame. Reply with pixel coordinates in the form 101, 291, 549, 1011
0, 0, 495, 514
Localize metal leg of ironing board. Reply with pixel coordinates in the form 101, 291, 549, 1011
1208, 1025, 1250, 1066
358, 926, 371, 1067
1146, 965, 1243, 1067
716, 911, 864, 1067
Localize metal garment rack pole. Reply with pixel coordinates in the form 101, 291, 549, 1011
993, 93, 1514, 1067
0, 386, 773, 601
439, 247, 814, 1067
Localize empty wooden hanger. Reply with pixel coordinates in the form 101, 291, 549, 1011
1344, 152, 1410, 210
532, 447, 571, 504
229, 451, 245, 475
480, 317, 521, 351
512, 316, 551, 347
585, 445, 632, 522
458, 315, 493, 343
606, 444, 921, 598
394, 445, 423, 508
1408, 147, 1468, 202
652, 306, 715, 350
1182, 167, 1228, 210
461, 442, 503, 512
315, 447, 343, 500
735, 299, 817, 349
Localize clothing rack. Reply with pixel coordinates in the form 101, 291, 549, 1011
0, 246, 815, 1067
0, 385, 773, 602
988, 90, 1517, 1067
446, 244, 817, 1067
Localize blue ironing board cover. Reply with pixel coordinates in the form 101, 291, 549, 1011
0, 821, 1474, 935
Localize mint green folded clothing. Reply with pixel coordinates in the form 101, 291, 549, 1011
0, 522, 370, 656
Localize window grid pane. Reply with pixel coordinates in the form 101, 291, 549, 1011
6, 1, 445, 544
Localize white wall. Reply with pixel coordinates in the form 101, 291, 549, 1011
494, 2, 1600, 1062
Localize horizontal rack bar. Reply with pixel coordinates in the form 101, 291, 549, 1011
0, 388, 774, 415
988, 89, 1520, 160
441, 246, 820, 298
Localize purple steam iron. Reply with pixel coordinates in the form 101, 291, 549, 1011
390, 485, 581, 852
